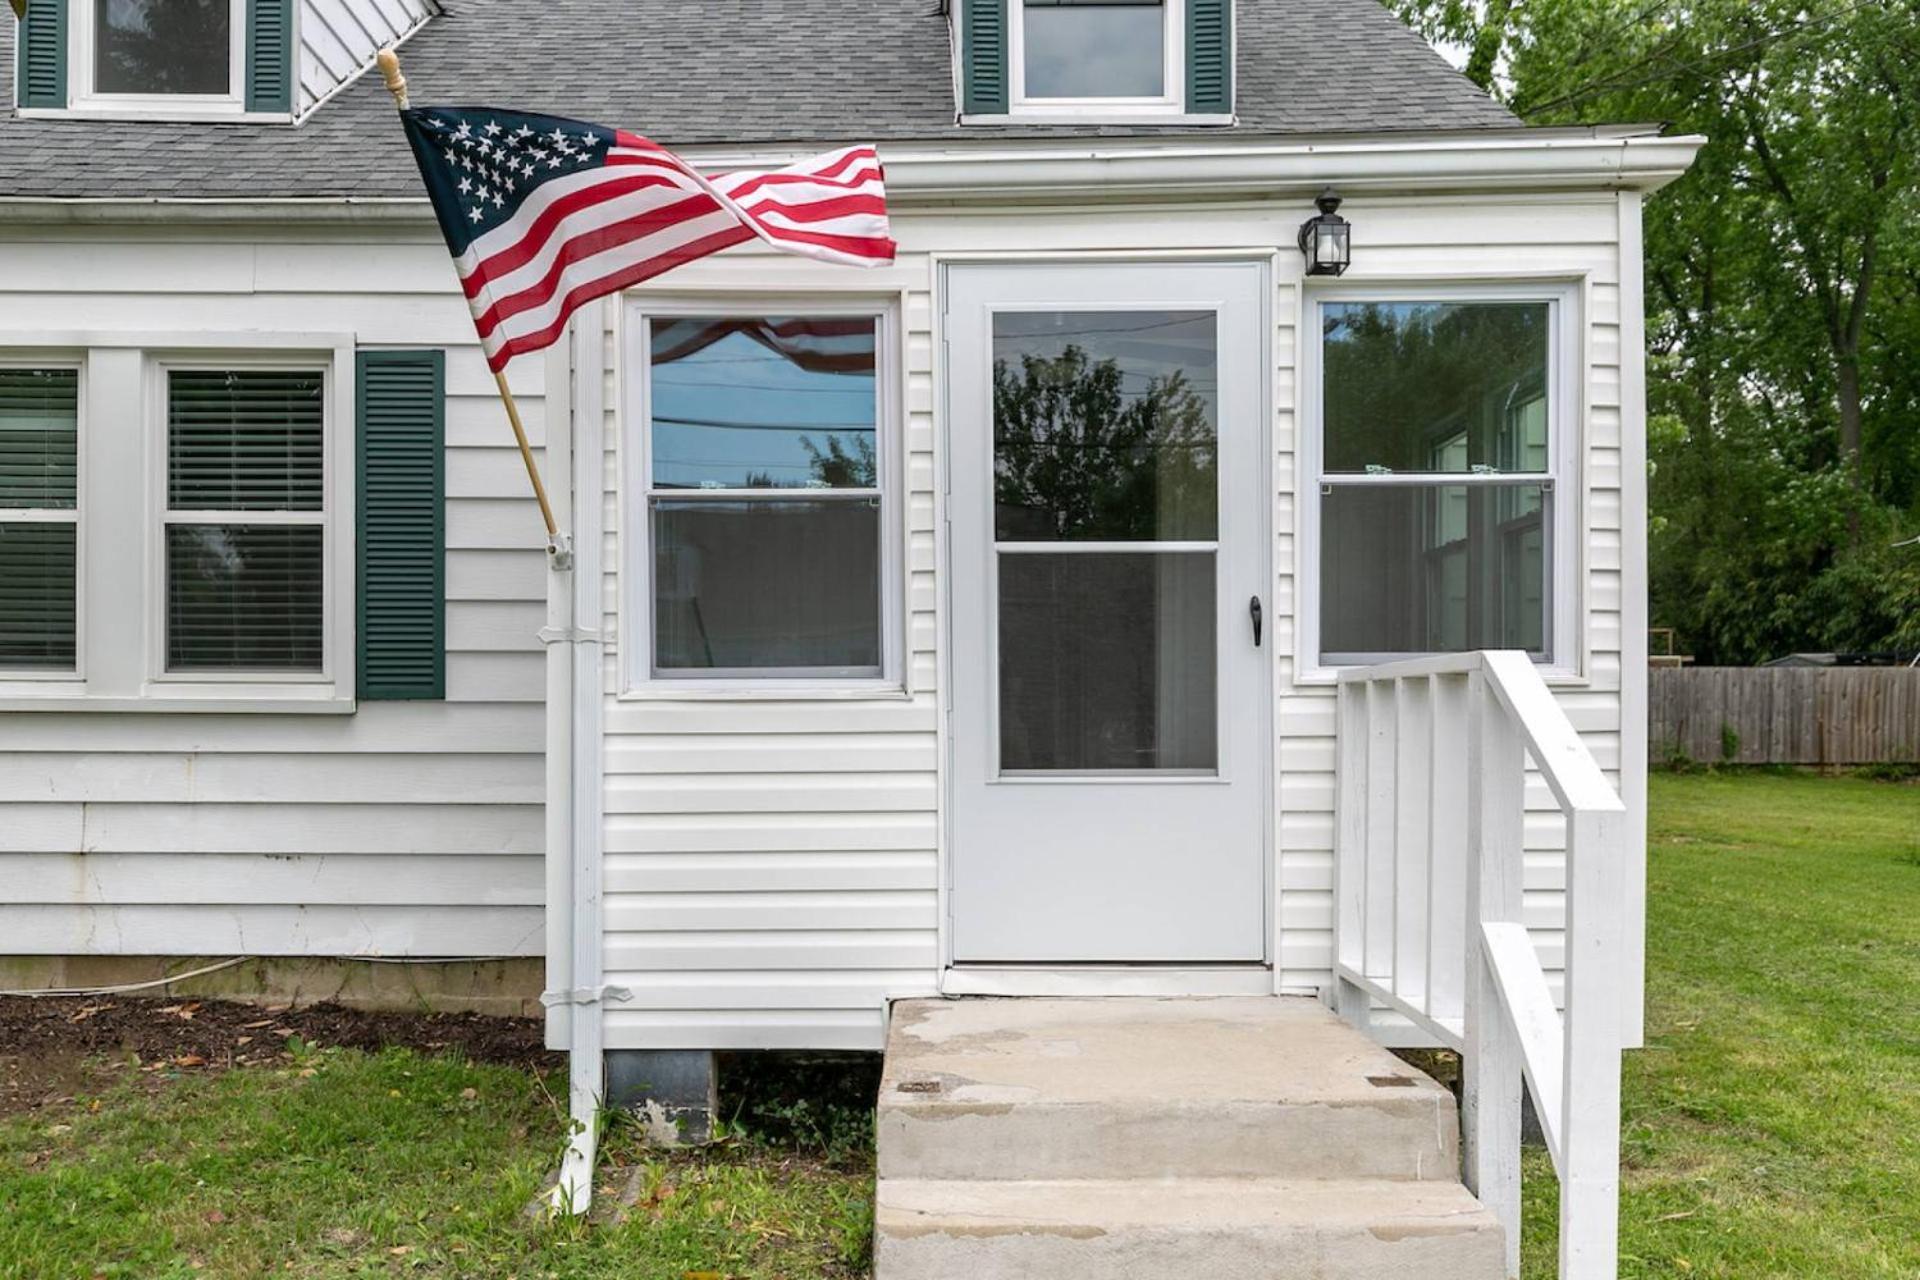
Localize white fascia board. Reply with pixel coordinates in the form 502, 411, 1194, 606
0, 129, 1707, 224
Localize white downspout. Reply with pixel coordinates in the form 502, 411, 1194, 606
546, 300, 614, 1214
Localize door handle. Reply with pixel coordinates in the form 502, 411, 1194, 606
1249, 595, 1264, 647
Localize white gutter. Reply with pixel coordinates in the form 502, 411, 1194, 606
0, 128, 1707, 225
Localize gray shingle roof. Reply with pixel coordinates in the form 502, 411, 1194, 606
0, 0, 1518, 200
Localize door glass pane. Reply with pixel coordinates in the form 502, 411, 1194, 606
1322, 302, 1550, 474
999, 551, 1216, 772
654, 499, 880, 673
95, 0, 231, 96
650, 317, 877, 491
0, 523, 77, 669
1320, 484, 1548, 658
1023, 0, 1165, 98
992, 310, 1216, 540
0, 368, 78, 509
166, 524, 324, 671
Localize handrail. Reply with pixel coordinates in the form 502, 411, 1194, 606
1332, 651, 1626, 1280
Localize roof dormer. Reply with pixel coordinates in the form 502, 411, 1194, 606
958, 0, 1233, 125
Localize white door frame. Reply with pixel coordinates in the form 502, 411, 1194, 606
931, 250, 1279, 996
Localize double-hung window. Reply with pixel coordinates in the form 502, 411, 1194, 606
1016, 0, 1178, 105
0, 366, 80, 674
161, 367, 327, 675
1308, 289, 1576, 671
629, 305, 899, 690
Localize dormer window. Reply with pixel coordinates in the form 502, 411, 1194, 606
12, 0, 294, 119
959, 0, 1233, 123
1019, 0, 1169, 101
91, 0, 237, 98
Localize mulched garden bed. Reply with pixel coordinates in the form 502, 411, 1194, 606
0, 994, 558, 1116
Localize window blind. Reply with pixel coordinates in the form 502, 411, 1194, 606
166, 524, 324, 671
0, 368, 78, 509
0, 367, 78, 671
168, 370, 324, 511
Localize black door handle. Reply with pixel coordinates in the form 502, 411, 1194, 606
1249, 595, 1264, 647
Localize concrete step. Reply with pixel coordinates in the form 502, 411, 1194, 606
875, 1176, 1506, 1280
879, 996, 1460, 1182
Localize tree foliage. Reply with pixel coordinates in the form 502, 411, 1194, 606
1389, 0, 1920, 662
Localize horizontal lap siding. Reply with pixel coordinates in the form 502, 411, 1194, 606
1278, 196, 1627, 1002
600, 252, 941, 1051
0, 229, 546, 958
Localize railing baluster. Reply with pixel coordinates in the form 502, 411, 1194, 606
1427, 672, 1469, 1028
1394, 675, 1432, 1011
1335, 682, 1370, 1028
1364, 679, 1398, 982
1464, 666, 1526, 1279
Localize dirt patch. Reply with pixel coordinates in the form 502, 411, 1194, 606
0, 994, 558, 1117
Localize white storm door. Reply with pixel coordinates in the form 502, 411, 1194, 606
946, 261, 1270, 963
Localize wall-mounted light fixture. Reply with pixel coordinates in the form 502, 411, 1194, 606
1298, 189, 1352, 277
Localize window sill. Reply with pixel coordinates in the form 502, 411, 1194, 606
1290, 662, 1589, 690
617, 682, 912, 704
0, 689, 355, 714
960, 112, 1235, 128
16, 107, 294, 125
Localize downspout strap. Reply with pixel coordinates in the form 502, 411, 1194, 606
541, 985, 633, 1008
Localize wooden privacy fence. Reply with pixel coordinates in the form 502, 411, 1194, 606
1651, 667, 1920, 765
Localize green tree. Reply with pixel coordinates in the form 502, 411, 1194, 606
1387, 0, 1920, 662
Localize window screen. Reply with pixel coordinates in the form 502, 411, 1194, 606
645, 316, 884, 678
165, 369, 325, 671
94, 0, 232, 96
0, 368, 79, 670
1318, 301, 1554, 661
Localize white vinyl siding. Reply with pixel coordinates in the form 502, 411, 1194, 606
0, 224, 547, 959
295, 0, 434, 118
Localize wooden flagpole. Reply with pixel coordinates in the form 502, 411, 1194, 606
376, 49, 568, 564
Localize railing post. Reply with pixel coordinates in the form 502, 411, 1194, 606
1335, 681, 1370, 1033
1559, 806, 1626, 1279
1463, 665, 1526, 1279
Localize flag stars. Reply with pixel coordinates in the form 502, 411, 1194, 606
467, 206, 484, 223
548, 127, 569, 146
484, 120, 504, 137
458, 176, 473, 195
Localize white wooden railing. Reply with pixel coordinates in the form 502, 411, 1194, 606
1332, 651, 1627, 1280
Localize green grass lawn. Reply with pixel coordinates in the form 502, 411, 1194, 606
1, 770, 1914, 1278
1522, 771, 1920, 1278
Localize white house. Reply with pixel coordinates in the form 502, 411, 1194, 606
0, 1, 1701, 1275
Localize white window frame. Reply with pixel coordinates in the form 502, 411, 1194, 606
1297, 281, 1583, 681
620, 296, 906, 698
26, 0, 289, 123
0, 332, 356, 713
0, 355, 86, 686
1008, 0, 1186, 119
148, 356, 334, 689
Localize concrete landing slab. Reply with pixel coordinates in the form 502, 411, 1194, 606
879, 996, 1460, 1182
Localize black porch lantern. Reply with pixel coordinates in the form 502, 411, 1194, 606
1298, 189, 1352, 277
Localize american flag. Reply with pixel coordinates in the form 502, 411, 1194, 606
398, 107, 896, 371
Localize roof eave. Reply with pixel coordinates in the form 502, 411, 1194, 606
0, 127, 1705, 223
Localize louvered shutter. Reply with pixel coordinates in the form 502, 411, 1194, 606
15, 0, 66, 110
1186, 0, 1233, 115
356, 351, 445, 701
245, 0, 292, 112
960, 0, 1008, 115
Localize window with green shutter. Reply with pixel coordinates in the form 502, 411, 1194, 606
356, 351, 445, 701
163, 368, 327, 673
26, 0, 296, 116
0, 367, 80, 671
961, 0, 1232, 118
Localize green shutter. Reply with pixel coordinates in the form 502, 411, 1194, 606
245, 0, 292, 113
15, 0, 66, 110
960, 0, 1008, 115
1186, 0, 1232, 115
356, 351, 445, 701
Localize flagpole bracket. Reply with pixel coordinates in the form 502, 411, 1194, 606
547, 532, 575, 572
